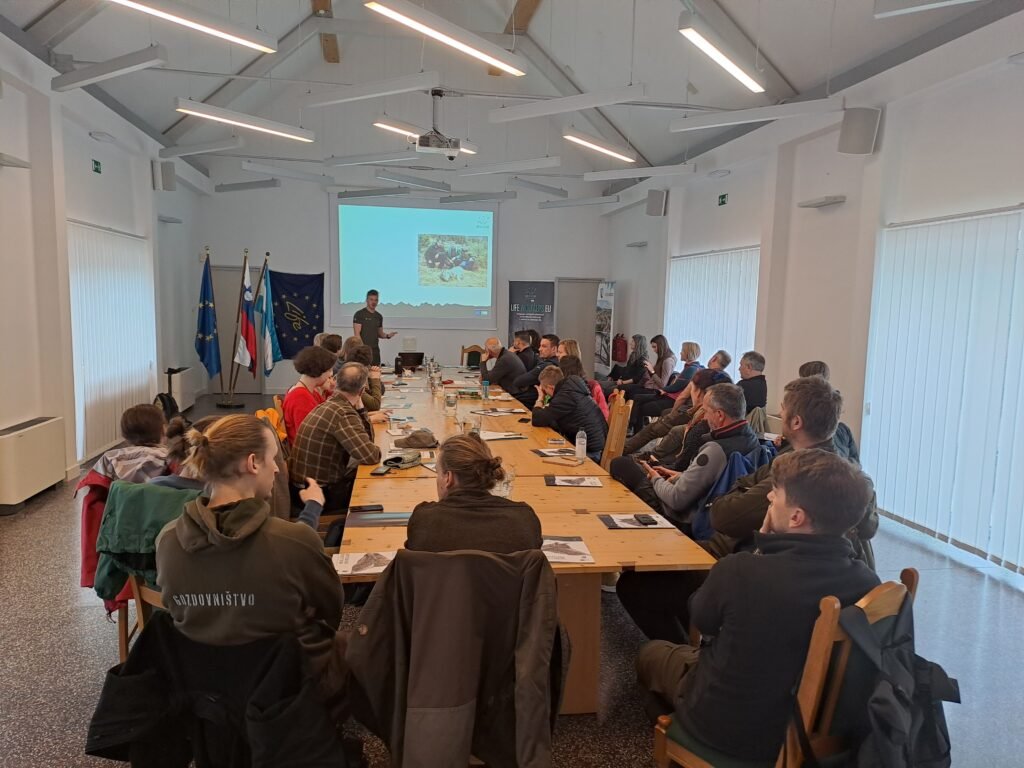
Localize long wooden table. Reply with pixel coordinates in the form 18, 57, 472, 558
343, 375, 715, 714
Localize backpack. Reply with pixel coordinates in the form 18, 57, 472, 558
838, 595, 960, 767
690, 443, 775, 541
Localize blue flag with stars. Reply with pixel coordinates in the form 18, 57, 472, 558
268, 270, 324, 359
194, 258, 221, 378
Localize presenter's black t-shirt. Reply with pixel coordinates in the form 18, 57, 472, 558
354, 307, 383, 363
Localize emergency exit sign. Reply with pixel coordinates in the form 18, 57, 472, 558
718, 193, 728, 206
92, 159, 102, 174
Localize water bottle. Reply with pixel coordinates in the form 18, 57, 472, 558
481, 380, 490, 400
575, 429, 587, 460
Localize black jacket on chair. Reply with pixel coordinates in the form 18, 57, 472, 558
531, 375, 608, 456
86, 611, 344, 768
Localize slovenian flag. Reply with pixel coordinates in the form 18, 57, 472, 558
234, 253, 258, 376
256, 267, 283, 376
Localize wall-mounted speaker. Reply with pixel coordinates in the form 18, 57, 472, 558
838, 107, 882, 155
645, 189, 668, 217
151, 160, 176, 191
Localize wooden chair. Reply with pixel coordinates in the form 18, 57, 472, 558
654, 568, 919, 768
460, 345, 484, 367
600, 394, 633, 470
272, 394, 285, 421
116, 575, 165, 661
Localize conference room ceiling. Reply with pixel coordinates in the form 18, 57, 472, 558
1, 0, 998, 168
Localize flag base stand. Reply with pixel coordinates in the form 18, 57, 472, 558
215, 400, 246, 410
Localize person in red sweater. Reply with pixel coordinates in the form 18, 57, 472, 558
282, 345, 338, 445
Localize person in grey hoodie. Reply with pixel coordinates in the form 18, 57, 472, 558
155, 414, 347, 712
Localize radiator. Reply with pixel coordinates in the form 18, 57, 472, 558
0, 417, 66, 506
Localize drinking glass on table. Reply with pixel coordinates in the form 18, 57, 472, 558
492, 462, 515, 498
445, 393, 457, 417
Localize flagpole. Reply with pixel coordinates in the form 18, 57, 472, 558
220, 248, 249, 409
250, 253, 270, 379
203, 247, 228, 401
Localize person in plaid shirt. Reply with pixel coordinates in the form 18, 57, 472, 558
290, 362, 384, 511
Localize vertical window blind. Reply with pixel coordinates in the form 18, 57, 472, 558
68, 221, 157, 462
862, 209, 1024, 571
664, 246, 760, 381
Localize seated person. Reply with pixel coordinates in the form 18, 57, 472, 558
511, 330, 538, 372
636, 449, 880, 763
798, 360, 859, 461
282, 345, 337, 444
155, 414, 348, 716
610, 384, 757, 526
737, 350, 768, 412
627, 340, 701, 432
707, 349, 731, 372
79, 403, 171, 591
622, 368, 731, 456
512, 333, 560, 408
345, 344, 384, 411
707, 376, 878, 567
531, 365, 607, 462
149, 415, 219, 491
479, 336, 526, 394
620, 335, 677, 401
600, 334, 649, 394
290, 363, 385, 511
405, 434, 542, 553
559, 353, 608, 419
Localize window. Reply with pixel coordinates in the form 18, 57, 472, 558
68, 222, 157, 461
863, 209, 1024, 571
664, 246, 759, 380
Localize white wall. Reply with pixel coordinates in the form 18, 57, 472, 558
0, 33, 208, 471
605, 201, 669, 340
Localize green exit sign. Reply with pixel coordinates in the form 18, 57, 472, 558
718, 193, 728, 206
92, 159, 102, 174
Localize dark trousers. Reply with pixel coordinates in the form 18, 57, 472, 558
617, 569, 710, 644
623, 406, 687, 455
630, 394, 674, 431
290, 477, 354, 514
636, 640, 701, 714
610, 455, 666, 515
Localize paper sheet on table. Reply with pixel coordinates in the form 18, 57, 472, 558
490, 393, 515, 401
387, 448, 436, 459
544, 476, 602, 487
478, 430, 527, 441
541, 536, 594, 563
532, 448, 576, 457
470, 407, 527, 415
333, 551, 396, 575
385, 429, 407, 436
596, 513, 676, 530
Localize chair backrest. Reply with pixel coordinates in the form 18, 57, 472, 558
272, 394, 285, 421
748, 406, 769, 436
601, 396, 633, 470
461, 344, 484, 367
777, 569, 918, 768
127, 573, 164, 633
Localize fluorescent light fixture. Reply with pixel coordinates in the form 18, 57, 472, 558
157, 215, 183, 224
175, 98, 314, 143
509, 177, 568, 198
669, 100, 840, 133
215, 178, 281, 192
51, 44, 167, 91
440, 191, 517, 204
159, 136, 244, 158
372, 114, 424, 141
873, 0, 981, 19
0, 153, 32, 169
626, 241, 648, 248
460, 140, 479, 155
797, 195, 846, 209
456, 156, 561, 177
539, 194, 620, 209
563, 131, 635, 163
302, 71, 441, 108
678, 11, 764, 94
489, 84, 647, 124
374, 169, 451, 191
89, 131, 117, 143
364, 0, 527, 76
241, 160, 331, 184
334, 186, 412, 199
324, 151, 420, 167
584, 164, 694, 182
108, 0, 277, 53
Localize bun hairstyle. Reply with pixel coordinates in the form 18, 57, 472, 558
438, 433, 506, 491
183, 414, 271, 483
166, 415, 220, 466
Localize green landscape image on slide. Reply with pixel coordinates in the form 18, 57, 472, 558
418, 234, 489, 287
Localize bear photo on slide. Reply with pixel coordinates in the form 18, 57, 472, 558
417, 234, 488, 287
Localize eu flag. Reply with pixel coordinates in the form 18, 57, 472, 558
269, 270, 324, 359
194, 258, 221, 378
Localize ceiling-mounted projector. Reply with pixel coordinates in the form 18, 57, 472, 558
416, 89, 461, 160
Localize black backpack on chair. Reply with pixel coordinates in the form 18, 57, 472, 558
838, 596, 960, 768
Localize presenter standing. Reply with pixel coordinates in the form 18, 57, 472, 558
353, 289, 396, 365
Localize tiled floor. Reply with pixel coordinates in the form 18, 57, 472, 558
1, 438, 1020, 765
